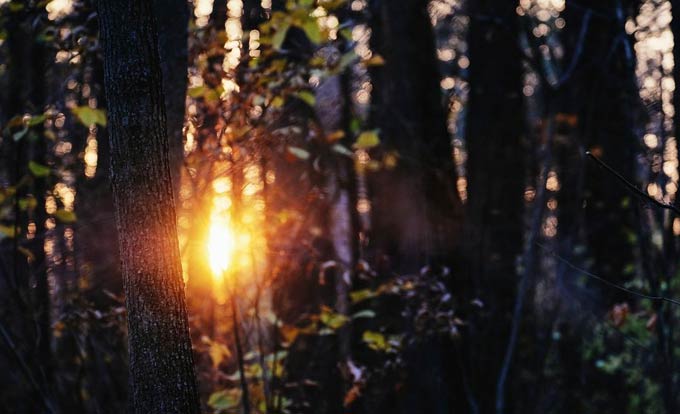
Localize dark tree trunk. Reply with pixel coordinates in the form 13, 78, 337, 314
96, 1, 201, 413
462, 1, 525, 412
154, 0, 189, 204
367, 1, 462, 413
369, 0, 462, 270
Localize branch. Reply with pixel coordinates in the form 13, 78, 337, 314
586, 151, 680, 216
537, 242, 680, 307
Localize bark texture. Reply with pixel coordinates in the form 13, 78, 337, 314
154, 0, 189, 204
97, 1, 201, 413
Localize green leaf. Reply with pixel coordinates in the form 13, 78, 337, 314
187, 85, 206, 98
54, 210, 77, 223
353, 130, 380, 149
72, 106, 107, 127
352, 310, 376, 319
28, 161, 50, 177
287, 146, 310, 160
295, 90, 316, 107
208, 390, 240, 410
302, 19, 322, 44
27, 114, 46, 127
272, 20, 291, 50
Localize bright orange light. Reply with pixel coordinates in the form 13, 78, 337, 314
208, 215, 236, 279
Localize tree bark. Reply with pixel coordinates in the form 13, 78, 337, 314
96, 1, 201, 413
154, 0, 189, 205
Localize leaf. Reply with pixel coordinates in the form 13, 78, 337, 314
13, 128, 28, 142
187, 85, 206, 98
272, 20, 291, 50
0, 225, 16, 239
350, 289, 376, 304
320, 308, 349, 330
352, 310, 376, 319
362, 330, 387, 351
18, 196, 37, 211
302, 19, 322, 44
326, 130, 345, 142
208, 390, 240, 410
332, 144, 353, 157
18, 246, 35, 261
287, 146, 310, 160
27, 114, 46, 127
72, 106, 107, 127
271, 95, 285, 108
295, 90, 316, 107
209, 341, 231, 368
353, 130, 380, 149
363, 54, 385, 66
28, 161, 50, 177
54, 210, 77, 223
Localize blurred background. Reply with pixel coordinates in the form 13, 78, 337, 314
1, 0, 679, 413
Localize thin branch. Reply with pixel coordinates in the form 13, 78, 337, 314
537, 242, 680, 307
586, 151, 680, 216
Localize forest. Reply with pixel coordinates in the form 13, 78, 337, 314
1, 0, 679, 413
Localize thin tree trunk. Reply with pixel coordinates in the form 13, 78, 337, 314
97, 1, 201, 413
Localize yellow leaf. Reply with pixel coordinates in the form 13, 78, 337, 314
353, 130, 380, 149
54, 210, 77, 223
362, 330, 387, 351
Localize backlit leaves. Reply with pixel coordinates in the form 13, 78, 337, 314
54, 210, 77, 223
72, 106, 107, 127
208, 389, 240, 412
28, 161, 50, 177
353, 130, 380, 149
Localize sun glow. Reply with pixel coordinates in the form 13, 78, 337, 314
207, 213, 236, 279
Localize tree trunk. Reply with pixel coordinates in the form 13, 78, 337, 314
96, 1, 201, 413
463, 1, 525, 412
369, 0, 462, 270
154, 0, 189, 205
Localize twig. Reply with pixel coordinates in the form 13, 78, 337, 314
537, 242, 680, 307
496, 114, 553, 414
230, 293, 251, 414
586, 151, 680, 216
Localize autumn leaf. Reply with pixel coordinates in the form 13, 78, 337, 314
353, 130, 380, 149
362, 330, 387, 351
363, 54, 385, 66
208, 390, 240, 411
54, 210, 77, 223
